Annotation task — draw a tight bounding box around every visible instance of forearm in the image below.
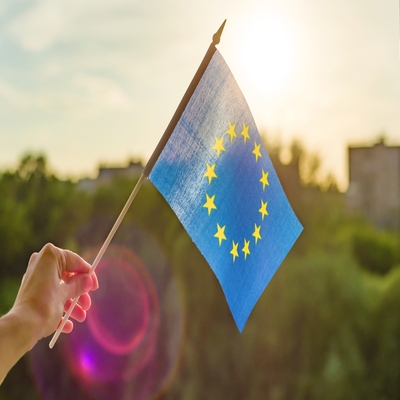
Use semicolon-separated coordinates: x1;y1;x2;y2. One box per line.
0;308;39;385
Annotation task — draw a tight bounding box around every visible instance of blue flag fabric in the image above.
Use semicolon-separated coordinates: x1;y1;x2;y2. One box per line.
149;50;303;332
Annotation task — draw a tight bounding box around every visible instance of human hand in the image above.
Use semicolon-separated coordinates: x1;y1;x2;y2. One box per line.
12;243;98;347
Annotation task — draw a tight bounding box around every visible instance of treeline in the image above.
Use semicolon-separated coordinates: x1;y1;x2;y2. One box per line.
1;147;400;399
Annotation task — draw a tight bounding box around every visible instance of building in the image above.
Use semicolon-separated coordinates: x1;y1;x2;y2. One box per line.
347;138;400;229
77;160;143;192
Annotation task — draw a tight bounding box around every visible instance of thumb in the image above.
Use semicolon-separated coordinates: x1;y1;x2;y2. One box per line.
63;274;93;301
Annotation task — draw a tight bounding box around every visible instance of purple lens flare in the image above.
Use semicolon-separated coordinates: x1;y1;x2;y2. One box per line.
31;226;184;400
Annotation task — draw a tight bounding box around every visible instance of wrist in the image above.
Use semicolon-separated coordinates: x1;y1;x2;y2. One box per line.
6;305;43;351
0;307;43;384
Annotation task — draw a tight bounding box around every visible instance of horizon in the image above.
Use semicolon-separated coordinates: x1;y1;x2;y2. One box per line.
3;132;397;192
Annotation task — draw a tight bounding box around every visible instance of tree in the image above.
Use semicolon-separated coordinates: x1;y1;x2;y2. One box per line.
352;228;399;275
0;153;90;277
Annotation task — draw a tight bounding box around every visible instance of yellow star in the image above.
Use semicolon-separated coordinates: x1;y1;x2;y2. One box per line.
225;122;237;142
203;194;217;216
252;224;262;244
212;136;226;157
259;200;269;221
230;241;239;262
214;223;226;246
242;239;250;260
204;163;217;184
260;169;269;190
240;123;250;143
252;141;262;162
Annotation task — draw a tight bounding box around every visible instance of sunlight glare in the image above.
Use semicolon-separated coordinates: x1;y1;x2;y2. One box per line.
232;11;300;101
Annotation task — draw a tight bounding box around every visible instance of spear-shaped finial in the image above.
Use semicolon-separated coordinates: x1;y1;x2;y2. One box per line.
212;20;226;45
140;21;227;179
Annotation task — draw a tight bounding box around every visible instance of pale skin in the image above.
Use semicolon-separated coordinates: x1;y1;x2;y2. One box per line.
0;243;98;385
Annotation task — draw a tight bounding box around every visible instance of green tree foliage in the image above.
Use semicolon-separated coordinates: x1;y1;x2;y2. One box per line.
352;228;400;275
0;153;90;277
1;149;400;400
0;154;92;400
371;268;400;398
263;136;347;256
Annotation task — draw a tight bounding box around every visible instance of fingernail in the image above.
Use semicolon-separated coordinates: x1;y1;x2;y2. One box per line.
83;276;92;292
93;275;99;290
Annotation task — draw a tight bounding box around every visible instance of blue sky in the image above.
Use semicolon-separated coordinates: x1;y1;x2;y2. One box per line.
0;0;399;189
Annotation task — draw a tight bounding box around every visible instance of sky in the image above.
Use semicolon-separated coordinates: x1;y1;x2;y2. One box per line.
0;0;399;190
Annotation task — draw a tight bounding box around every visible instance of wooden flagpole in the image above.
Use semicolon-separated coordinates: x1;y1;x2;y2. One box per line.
49;20;226;348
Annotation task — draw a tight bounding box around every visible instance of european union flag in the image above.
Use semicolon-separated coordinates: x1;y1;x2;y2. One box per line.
149;50;303;332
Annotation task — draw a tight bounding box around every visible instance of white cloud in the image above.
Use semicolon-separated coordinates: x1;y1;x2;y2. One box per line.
0;73;133;117
6;0;186;52
72;73;134;112
7;0;68;51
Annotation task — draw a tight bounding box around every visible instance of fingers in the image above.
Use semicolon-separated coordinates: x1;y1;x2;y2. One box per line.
65;292;91;312
60;284;94;335
28;251;39;266
61;249;92;275
90;272;99;291
64;299;87;323
63;279;94;324
37;243;91;277
61;319;73;334
19;243;100;340
60;260;98;332
62;272;98;304
77;292;92;311
31;243;99;290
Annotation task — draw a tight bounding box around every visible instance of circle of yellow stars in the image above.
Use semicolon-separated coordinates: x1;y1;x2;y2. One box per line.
202;121;270;263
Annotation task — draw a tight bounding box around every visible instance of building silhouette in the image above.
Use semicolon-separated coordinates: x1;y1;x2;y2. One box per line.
78;159;143;192
347;137;400;230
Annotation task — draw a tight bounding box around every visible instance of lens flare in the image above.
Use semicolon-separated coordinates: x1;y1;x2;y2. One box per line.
87;249;158;357
31;225;184;400
65;245;160;382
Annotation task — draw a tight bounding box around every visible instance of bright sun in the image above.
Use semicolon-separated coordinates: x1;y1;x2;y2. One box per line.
225;10;300;102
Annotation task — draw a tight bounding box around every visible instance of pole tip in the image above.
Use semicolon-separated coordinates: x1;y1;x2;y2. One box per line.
212;20;226;45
